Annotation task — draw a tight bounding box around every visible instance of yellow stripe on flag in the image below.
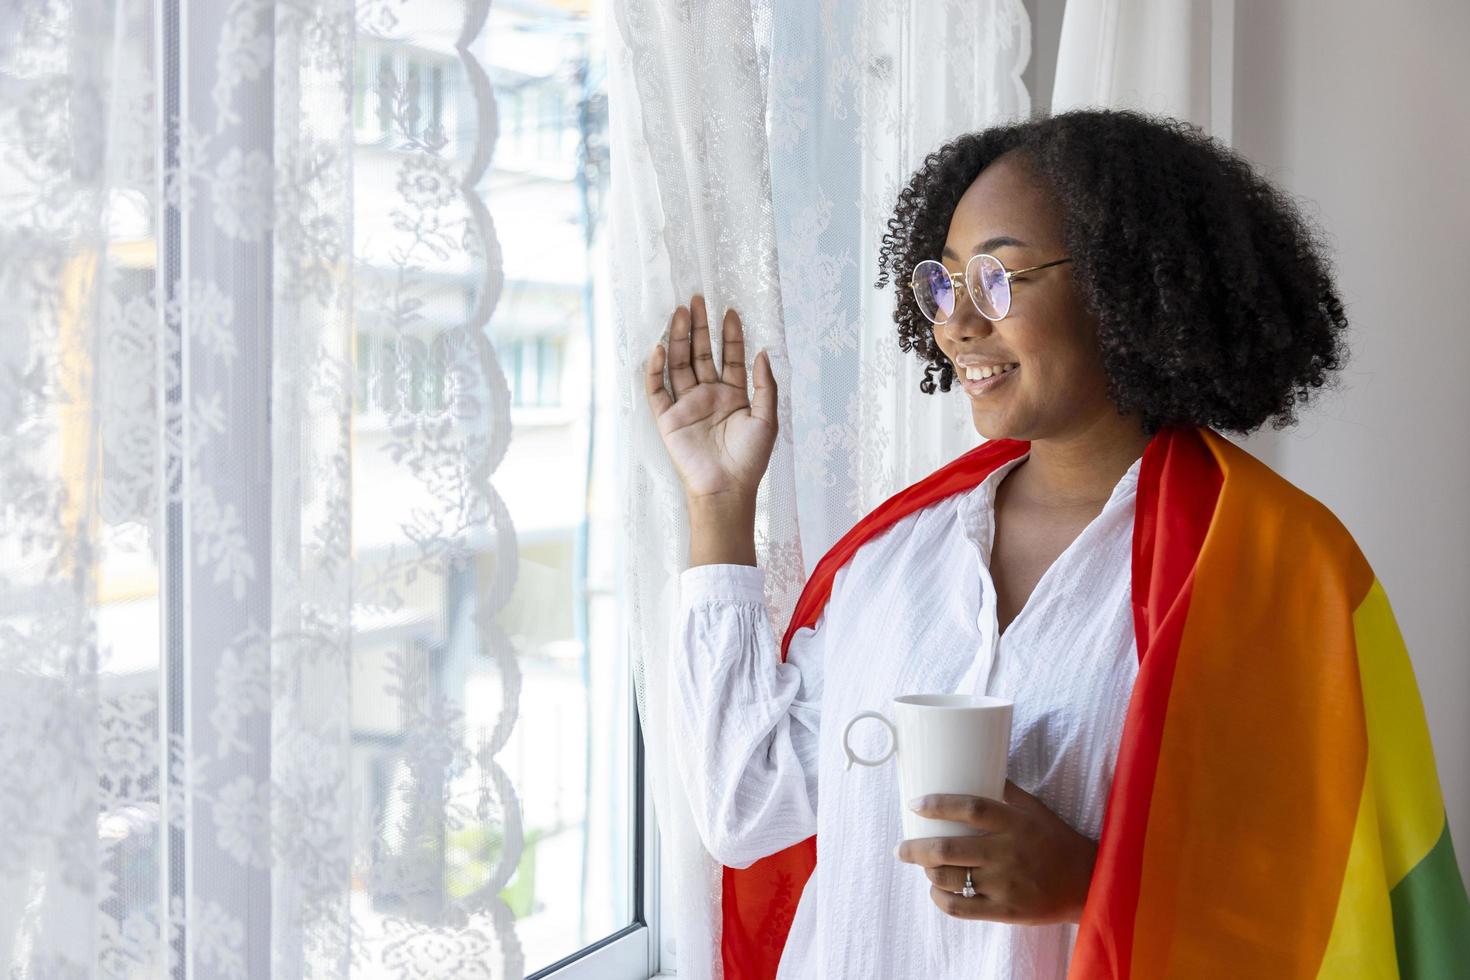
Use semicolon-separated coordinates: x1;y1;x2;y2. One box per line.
1316;760;1398;977
1352;579;1446;884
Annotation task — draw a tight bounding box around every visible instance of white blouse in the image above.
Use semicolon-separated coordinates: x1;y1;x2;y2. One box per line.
671;452;1144;979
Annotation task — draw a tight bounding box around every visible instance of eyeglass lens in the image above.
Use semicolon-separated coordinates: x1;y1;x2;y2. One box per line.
910;255;1012;324
911;260;955;323
970;254;1010;320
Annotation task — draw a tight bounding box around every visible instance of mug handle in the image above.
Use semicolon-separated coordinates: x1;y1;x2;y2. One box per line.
842;710;897;771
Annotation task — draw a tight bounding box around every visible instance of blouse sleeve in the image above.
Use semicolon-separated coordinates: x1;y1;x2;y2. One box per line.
670;562;824;869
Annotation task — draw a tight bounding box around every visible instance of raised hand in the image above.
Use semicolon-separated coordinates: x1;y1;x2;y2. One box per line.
644;294;778;505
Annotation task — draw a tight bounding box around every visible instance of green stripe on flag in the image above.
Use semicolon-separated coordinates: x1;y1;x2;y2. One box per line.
1390;819;1470;978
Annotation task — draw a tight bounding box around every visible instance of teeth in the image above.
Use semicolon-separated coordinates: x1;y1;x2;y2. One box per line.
964;363;1016;381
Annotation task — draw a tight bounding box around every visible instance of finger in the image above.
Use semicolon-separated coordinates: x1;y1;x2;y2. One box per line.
690;294;718;384
644;343;673;417
720;308;746;389
896;833;999;871
924;864;987;894
668;304;696;397
929;885;1018;924
909;794;1014;833
750;350;777;426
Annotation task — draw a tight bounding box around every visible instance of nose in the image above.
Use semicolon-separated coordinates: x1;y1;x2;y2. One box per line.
940;303;991;345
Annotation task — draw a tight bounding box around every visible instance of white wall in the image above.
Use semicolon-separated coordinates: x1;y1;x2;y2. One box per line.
1231;0;1470;889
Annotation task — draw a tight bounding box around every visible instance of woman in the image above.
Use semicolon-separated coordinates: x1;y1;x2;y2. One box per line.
643;109;1468;979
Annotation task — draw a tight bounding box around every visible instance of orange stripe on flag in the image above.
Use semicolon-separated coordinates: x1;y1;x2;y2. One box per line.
1129;432;1373;976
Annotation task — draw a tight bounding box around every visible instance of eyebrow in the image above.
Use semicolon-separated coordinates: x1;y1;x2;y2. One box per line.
942;235;1028;260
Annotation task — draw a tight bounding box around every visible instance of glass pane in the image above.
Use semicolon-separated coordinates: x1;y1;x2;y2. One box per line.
520;337;541;406
352;0;625;974
483;2;626;970
381;338;399;413
482;0;620;963
541;337;562;407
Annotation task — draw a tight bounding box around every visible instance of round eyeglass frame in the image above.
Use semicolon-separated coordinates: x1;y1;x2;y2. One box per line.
909;253;1073;324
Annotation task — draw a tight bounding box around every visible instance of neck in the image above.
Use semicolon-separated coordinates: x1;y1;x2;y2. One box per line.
1012;413;1154;508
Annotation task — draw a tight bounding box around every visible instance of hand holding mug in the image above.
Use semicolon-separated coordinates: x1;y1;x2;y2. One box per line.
896;781;1098;926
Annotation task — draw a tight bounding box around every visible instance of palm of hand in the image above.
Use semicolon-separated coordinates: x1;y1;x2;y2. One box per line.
656;381;773;498
645;295;778;502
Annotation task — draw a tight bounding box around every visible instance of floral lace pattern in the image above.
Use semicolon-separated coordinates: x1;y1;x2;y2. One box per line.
0;0;520;975
609;0;1029;975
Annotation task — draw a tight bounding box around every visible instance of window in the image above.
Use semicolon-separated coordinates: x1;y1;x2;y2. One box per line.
538;336;563;407
492;336;564;409
1;0;639;975
353;4;641;978
357;42;455;146
540;85;562;158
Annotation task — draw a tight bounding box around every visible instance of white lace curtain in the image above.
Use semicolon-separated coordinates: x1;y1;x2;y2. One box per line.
0;0;523;976
2;0;1213;972
608;0;1031;974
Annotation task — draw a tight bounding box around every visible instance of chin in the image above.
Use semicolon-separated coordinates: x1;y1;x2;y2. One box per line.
970;411;1016;442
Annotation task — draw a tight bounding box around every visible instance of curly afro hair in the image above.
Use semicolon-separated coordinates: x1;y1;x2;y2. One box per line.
875;108;1349;434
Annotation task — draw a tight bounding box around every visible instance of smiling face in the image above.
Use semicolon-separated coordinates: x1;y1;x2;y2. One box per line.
932;152;1118;442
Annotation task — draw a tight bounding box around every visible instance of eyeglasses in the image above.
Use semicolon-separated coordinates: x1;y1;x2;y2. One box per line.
909;253;1073;324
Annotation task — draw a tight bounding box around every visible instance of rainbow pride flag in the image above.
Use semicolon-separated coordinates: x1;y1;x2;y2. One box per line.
717;425;1470;978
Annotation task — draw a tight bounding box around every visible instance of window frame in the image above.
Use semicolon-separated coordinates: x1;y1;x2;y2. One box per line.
532;711;661;979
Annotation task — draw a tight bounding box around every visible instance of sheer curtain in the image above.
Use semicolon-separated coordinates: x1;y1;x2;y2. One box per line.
608;0;1030;974
0;0;523;976
1050;0;1225;133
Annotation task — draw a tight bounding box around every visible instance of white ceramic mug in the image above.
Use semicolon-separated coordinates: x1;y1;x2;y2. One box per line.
842;694;1014;840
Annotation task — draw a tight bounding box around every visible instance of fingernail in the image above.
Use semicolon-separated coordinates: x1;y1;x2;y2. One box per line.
907;797;924;812
892;844;902;860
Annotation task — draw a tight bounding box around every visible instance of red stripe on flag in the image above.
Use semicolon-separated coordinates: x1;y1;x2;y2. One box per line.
1068;426;1222;979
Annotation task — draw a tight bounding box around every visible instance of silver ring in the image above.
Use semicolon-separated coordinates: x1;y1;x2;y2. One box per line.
961;869;976;899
